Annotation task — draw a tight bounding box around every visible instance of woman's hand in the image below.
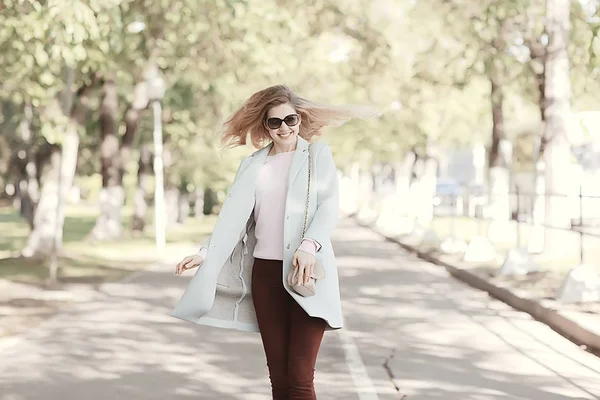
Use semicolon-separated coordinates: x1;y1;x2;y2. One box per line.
288;250;316;286
175;253;204;276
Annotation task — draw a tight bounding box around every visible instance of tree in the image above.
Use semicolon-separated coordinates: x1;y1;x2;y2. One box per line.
21;71;99;262
542;0;573;249
0;1;108;263
88;76;121;240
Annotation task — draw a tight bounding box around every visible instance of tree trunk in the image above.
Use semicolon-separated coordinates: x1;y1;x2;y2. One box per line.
526;32;549;252
528;35;548;156
192;186;204;219
6;102;39;228
90;80;147;240
116;80;147;223
21;144;61;257
177;186;190;224
417;156;438;226
16;102;40;229
409;152;438;226
349;162;360;211
21;74;97;258
165;186;179;227
543;0;572;250
162;141;180;227
359;170;374;211
487;74;511;220
395;151;416;217
370;169;380;211
21;124;80;258
89;77;123;241
203;187;217;215
120;80;148;178
131;144;153;234
408;156;423;220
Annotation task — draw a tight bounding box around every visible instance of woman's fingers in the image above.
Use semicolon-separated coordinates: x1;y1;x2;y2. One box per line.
295;265;303;285
175;256;194;276
291;252;302;285
304;263;314;285
175;254;206;277
296;262;314;285
182;257;194;270
175;259;183;275
290;250;317;286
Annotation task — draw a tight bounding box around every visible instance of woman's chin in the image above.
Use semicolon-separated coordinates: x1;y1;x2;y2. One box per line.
273;133;296;144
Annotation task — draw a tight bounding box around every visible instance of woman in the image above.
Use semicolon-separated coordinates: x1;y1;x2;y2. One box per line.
171;85;376;399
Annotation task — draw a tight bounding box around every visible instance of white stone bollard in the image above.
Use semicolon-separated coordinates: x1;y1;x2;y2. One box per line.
441;236;468;254
420;230;442;248
499;247;539;275
357;207;377;225
375;197;399;234
395;217;415;236
555;264;600;303
463;236;496;263
403;225;426;245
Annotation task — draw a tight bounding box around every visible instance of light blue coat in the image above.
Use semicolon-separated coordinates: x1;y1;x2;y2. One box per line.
170;136;343;332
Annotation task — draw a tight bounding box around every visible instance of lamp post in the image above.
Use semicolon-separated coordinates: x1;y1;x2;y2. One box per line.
145;64;166;253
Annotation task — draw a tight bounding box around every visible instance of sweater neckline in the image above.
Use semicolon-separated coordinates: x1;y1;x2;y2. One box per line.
266;150;295;158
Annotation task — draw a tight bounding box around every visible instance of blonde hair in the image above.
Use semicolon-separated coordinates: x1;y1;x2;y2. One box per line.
221;85;380;149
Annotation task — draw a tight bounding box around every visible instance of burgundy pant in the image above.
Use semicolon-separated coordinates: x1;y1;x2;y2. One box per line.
252;258;327;400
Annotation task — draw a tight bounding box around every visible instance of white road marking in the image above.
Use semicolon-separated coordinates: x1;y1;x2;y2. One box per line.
337;322;381;400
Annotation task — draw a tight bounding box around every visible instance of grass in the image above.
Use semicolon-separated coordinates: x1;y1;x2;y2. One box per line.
0;203;216;285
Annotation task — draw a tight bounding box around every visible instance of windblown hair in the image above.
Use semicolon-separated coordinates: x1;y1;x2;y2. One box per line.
221;85;380;149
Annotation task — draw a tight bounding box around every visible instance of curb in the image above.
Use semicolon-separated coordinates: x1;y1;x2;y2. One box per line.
357;219;600;358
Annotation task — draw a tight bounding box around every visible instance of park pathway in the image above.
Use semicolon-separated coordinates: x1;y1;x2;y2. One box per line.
0;219;599;399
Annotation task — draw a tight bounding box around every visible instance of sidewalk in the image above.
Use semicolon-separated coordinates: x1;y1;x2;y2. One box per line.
0;218;599;399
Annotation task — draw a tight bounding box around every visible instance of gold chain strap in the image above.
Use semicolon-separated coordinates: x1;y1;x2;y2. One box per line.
301;144;312;239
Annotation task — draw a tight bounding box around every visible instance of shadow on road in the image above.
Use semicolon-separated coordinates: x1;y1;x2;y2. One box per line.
0;218;599;400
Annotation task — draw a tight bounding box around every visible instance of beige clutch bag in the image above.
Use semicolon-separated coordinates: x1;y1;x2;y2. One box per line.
290;258;325;297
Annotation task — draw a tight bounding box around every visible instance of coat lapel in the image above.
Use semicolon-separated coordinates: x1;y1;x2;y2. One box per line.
287;136;309;194
238;142;273;183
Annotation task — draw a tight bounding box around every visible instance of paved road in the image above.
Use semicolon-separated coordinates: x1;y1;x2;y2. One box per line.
0;219;599;399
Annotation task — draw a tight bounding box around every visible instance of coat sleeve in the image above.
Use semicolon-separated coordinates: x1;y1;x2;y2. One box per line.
303;144;339;250
197;157;248;254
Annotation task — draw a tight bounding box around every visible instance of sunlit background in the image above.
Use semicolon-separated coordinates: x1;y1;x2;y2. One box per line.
1;0;600;399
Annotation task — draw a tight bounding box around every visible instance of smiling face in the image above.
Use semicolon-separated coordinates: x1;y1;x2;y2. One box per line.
265;103;301;151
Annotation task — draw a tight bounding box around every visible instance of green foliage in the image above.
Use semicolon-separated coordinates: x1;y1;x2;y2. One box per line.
2;0;600;192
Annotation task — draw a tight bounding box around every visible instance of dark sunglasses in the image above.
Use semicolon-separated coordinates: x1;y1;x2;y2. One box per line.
265;113;299;130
